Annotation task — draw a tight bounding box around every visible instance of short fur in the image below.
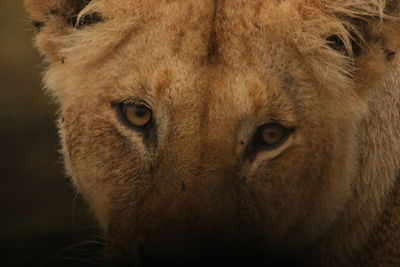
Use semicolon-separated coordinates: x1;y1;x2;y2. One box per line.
26;0;400;266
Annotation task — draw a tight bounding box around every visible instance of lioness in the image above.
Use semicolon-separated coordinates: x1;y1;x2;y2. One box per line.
26;0;400;266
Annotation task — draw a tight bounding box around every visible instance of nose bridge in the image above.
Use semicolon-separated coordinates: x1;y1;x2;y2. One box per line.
159;79;238;179
148;87;242;228
154;100;243;240
158;121;237;189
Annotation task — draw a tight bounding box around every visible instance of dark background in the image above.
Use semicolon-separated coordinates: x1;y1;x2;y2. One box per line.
1;1;101;266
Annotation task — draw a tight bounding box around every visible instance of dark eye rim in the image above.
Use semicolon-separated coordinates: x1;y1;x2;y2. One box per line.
249;122;296;153
112;102;154;131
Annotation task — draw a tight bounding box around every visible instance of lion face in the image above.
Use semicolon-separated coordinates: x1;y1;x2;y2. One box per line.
26;0;391;265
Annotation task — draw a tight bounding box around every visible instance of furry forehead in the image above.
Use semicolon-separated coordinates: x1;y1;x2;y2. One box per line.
26;0;387;83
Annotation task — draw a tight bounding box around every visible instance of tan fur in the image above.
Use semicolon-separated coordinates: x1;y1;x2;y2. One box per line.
26;0;400;266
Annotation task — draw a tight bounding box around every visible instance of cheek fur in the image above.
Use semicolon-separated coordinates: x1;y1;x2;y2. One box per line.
60;104;153;229
243;118;359;245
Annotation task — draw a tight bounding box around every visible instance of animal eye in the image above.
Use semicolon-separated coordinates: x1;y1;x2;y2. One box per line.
252;123;294;151
118;102;153;128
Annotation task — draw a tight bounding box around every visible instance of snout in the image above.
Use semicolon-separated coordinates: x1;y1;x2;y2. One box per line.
109;217;271;267
105;143;302;267
105;173;295;266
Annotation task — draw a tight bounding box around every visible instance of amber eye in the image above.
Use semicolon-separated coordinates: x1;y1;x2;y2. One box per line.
261;124;286;145
120;103;152;128
252;122;294;151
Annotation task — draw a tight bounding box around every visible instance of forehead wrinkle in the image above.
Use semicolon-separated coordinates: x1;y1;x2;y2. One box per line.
206;0;221;64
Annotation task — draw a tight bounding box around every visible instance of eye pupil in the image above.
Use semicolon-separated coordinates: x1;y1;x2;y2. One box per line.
135;107;147;117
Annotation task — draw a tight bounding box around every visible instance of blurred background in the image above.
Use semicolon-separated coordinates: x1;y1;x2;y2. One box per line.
0;1;101;266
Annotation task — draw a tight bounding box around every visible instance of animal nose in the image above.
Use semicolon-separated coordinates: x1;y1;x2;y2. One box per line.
128;219;267;267
133;220;220;266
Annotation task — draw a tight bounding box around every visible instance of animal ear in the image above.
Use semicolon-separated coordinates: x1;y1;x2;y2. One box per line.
321;1;384;58
25;0;103;62
325;30;364;58
319;0;400;95
323;0;400;58
383;0;400;56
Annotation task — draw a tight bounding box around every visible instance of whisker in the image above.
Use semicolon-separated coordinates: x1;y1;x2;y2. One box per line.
44;238;106;267
47;240;104;258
